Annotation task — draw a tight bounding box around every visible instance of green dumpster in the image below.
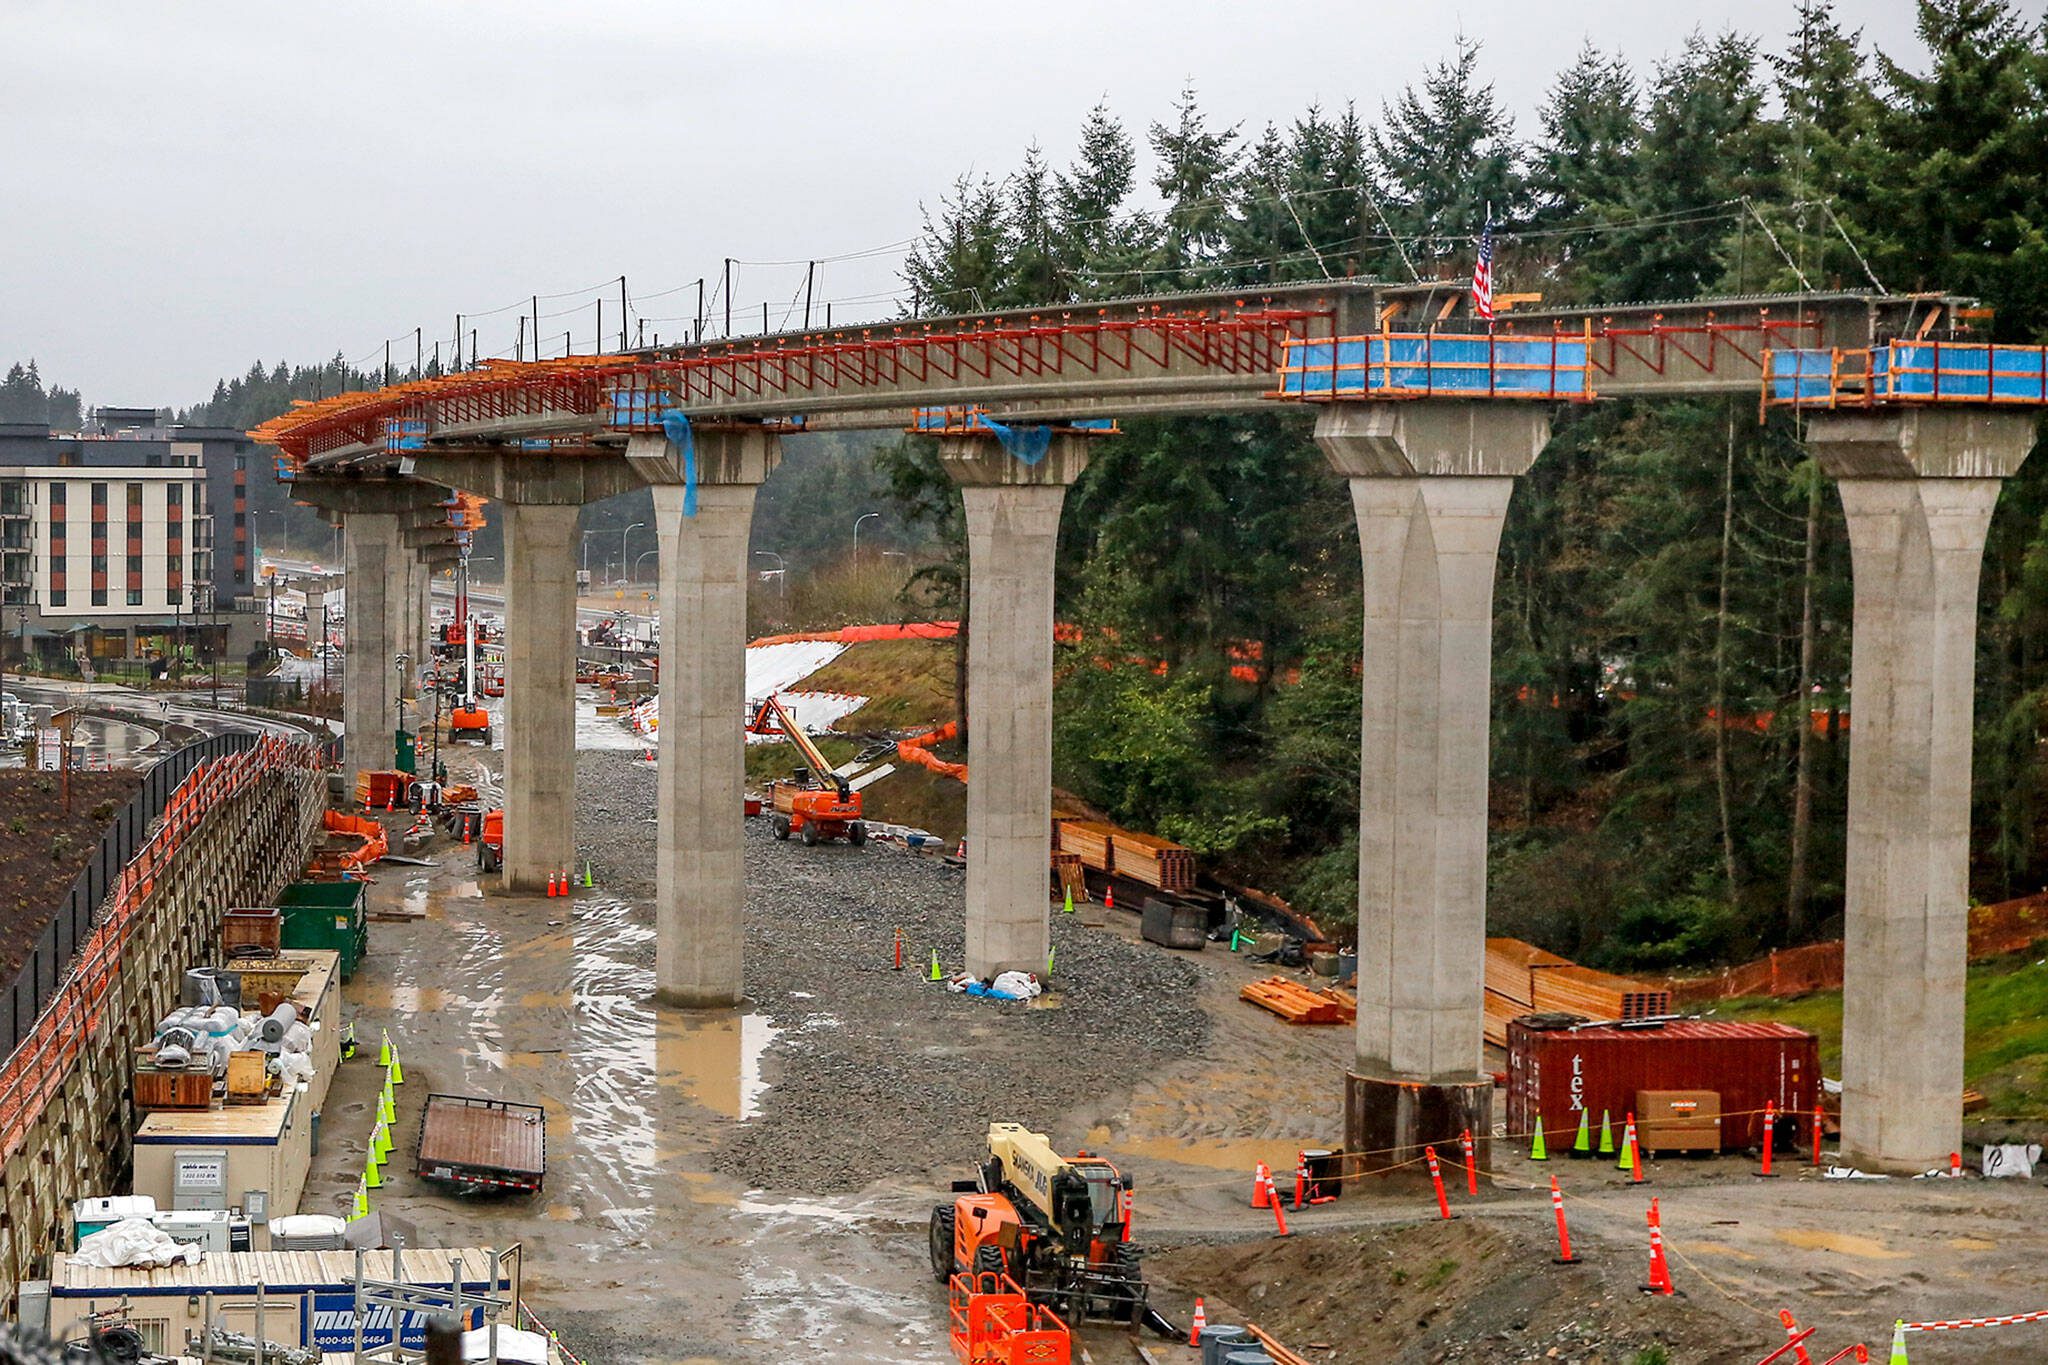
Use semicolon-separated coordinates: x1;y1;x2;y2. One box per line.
277;880;369;981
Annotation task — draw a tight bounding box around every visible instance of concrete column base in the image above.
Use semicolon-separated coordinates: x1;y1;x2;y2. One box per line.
1343;1071;1493;1177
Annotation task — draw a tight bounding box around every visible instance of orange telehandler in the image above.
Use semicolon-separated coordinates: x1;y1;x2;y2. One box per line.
757;695;865;846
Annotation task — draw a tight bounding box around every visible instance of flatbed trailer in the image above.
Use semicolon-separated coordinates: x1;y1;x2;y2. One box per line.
416;1092;545;1194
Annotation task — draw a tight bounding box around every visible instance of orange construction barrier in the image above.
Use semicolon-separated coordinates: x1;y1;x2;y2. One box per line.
898;721;969;783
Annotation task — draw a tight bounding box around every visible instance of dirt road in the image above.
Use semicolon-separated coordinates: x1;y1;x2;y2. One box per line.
299;729;2048;1364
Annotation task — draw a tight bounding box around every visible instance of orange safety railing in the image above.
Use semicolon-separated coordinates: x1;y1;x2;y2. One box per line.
1762;341;2048;411
947;1272;1071;1365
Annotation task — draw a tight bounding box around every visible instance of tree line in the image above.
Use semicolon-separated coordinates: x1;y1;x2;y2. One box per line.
884;0;2048;968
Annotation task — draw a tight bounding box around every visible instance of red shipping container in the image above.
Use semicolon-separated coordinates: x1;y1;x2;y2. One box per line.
1506;1018;1819;1153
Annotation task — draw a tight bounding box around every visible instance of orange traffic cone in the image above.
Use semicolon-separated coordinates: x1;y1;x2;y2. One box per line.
461;821;471;845
1188;1297;1206;1347
1642;1198;1675;1296
1251;1162;1271;1209
560;867;572;895
1105;886;1115;911
545;869;558;898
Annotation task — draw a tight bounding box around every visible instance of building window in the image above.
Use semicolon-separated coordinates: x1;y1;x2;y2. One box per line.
127;588;143;606
91;553;106;575
167;484;182;507
91;482;106;506
91;587;106;606
50;588;65;607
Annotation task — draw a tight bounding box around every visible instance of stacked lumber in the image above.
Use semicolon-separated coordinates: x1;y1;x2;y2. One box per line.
1054;821;1117;873
1484;937;1670;1045
1109;830;1196;892
1241;976;1356;1026
1532;964;1671;1022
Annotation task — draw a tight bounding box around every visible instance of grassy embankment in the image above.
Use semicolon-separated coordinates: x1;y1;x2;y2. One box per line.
800;638;956;733
1719;953;2048;1125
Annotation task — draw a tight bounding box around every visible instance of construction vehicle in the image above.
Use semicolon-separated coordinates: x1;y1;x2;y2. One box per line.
475;808;503;872
929;1122;1169;1335
446;603;492;743
759;694;865;846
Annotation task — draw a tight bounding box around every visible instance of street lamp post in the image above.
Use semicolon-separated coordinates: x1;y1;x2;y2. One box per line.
853;512;880;556
619;522;645;584
632;549;657;584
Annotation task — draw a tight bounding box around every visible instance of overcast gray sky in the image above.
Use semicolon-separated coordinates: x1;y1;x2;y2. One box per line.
3;0;1925;407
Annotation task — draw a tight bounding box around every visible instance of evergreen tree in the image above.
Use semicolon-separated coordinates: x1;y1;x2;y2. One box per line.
1871;0;2048;334
1002;144;1063;308
1371;37;1525;278
1148;87;1239;288
1525;43;1641;297
902;174;1008;316
1055;102;1148;297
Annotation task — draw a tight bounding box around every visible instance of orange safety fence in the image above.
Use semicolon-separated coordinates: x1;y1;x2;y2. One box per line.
898;721;968;783
1657;894;2048;1004
320;809;390;875
748;621;960;649
0;736;321;1163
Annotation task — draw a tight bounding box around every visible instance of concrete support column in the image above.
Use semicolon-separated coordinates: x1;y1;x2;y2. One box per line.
639;429;778;1007
940;435;1093;979
500;502;581;893
396;551;423;700
1315;402;1549;1168
1810;409;2036;1171
340;511;403;774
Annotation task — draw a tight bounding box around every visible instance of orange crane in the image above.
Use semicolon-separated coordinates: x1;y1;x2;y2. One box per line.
758;695;865;846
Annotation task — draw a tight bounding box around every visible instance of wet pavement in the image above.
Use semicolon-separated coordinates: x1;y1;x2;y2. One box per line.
304;835;951;1365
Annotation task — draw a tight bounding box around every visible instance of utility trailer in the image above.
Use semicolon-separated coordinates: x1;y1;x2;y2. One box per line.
416;1093;545;1195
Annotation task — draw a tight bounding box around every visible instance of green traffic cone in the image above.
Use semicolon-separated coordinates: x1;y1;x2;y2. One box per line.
1597;1110;1615;1157
1529;1117;1548;1161
929;949;942;982
365;1156;382;1189
378;1030;392;1067
583;860;594;888
1062;886;1074;915
1888;1321;1909;1365
1046;947;1055;979
1571;1109;1591;1158
352;1181;369;1219
1617;1120;1635;1172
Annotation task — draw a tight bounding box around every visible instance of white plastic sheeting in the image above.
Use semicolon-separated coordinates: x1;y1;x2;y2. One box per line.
70;1218;201;1269
621;639;861;740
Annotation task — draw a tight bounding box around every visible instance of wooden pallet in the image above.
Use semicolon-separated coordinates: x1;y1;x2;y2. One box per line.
1241;976;1356;1026
1054;820;1116;872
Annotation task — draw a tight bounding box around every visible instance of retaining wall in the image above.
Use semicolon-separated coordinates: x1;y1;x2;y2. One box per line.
0;735;325;1311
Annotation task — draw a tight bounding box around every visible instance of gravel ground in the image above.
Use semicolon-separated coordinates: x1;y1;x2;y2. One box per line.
572;749;1210;1193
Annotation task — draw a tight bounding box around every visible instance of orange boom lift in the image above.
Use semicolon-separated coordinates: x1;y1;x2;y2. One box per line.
758;695;865;846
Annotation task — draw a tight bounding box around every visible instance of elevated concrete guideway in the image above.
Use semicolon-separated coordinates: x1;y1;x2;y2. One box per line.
269;286;1956;468
258;281;2039;1176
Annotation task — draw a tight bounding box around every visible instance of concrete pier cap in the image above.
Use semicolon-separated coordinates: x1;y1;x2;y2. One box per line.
938;430;1095;980
1807;406;2038;1173
631;427;782;1010
1315;401;1553;1171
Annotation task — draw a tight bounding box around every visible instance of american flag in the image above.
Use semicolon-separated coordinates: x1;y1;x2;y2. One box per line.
1471;220;1495;322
